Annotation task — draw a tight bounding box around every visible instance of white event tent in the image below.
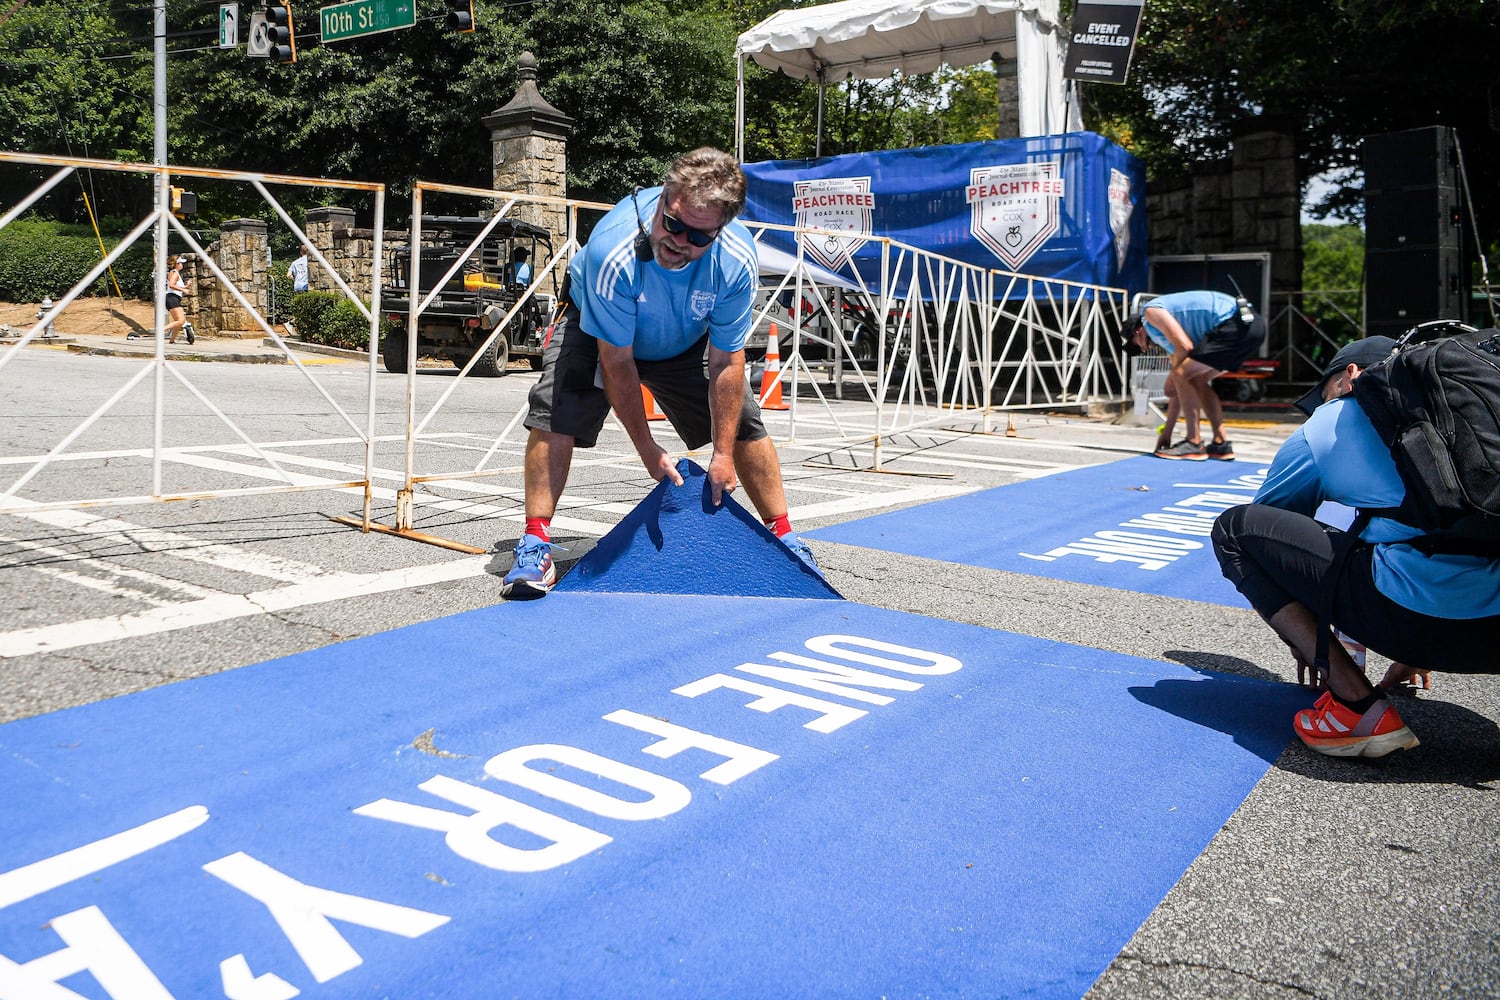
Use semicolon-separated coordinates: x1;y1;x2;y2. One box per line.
734;0;1083;160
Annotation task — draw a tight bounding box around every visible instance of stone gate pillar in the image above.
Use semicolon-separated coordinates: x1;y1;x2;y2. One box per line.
306;206;356;292
211;218;269;337
483;51;574;255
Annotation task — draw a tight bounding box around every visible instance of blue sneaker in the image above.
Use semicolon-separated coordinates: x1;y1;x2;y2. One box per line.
780;532;824;578
500;533;560;599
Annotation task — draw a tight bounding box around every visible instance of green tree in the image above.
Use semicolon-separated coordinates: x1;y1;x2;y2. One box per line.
527;0;739;201
0;1;154;221
1300;223;1364;346
1302;224;1364;292
1081;0;1500;251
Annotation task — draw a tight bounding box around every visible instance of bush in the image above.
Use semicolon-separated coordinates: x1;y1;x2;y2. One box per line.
317;298;376;351
0;218;171;302
285;290;381;351
287;290;338;338
267;270;294;324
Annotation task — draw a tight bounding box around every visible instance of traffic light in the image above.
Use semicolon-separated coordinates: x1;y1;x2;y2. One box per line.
446;0;474;32
266;2;296;62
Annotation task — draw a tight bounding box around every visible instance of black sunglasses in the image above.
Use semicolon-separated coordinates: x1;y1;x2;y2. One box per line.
631;187;722;250
660;210;720;248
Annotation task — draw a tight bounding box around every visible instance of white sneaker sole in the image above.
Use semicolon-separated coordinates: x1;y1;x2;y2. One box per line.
1301;727;1420;758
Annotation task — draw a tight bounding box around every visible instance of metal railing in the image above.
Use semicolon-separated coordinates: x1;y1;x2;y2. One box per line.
0;150;386;520
2;152;1132;531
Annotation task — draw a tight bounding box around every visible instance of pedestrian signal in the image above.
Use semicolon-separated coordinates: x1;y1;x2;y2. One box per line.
169;187;198;219
267;3;296;62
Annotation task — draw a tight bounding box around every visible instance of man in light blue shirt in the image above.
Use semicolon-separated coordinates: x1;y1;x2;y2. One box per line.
501;148;817;598
1121;290;1265;460
1212;337;1500;758
286;248;310;293
509;247;532;287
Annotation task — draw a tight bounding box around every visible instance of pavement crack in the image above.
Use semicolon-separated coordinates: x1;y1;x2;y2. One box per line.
1112;952;1328;998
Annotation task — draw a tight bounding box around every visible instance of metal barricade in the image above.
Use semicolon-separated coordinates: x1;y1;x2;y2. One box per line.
0;151;386;519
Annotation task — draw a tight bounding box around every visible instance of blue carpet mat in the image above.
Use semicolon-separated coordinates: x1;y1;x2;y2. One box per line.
808;455;1267;607
0;463;1306;998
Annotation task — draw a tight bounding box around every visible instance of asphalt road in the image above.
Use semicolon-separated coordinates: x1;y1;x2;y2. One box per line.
1;345;1496;999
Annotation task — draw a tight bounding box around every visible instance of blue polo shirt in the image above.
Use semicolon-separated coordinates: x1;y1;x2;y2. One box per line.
569;187;758;361
1256;397;1500;619
1141;290;1237;353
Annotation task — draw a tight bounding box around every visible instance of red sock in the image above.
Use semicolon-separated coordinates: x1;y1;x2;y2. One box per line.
524;517;551;542
763;513;791;538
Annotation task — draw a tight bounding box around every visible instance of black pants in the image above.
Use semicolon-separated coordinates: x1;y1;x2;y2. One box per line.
1212;504;1500;673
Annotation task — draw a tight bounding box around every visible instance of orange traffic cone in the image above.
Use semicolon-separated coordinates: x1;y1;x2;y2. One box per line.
759;322;790;410
641;384;666;421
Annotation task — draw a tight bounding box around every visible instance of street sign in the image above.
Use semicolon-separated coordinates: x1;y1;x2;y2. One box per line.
246;9;270;57
219;3;239;48
320;0;416;43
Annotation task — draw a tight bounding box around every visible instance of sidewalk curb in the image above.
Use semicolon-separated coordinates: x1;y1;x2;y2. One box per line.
66;344;289;364
263;339;370;362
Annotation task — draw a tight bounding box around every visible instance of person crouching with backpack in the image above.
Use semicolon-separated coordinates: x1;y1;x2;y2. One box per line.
1210;335;1500;758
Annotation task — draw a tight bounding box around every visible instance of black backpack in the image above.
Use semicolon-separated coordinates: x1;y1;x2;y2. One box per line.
1350;320;1500;552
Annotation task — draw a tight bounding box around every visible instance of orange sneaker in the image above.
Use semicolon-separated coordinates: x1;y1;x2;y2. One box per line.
1294;691;1419;758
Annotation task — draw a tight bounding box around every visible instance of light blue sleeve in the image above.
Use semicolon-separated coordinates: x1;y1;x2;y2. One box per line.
706;225;758;353
572;226;641;350
1254;429;1324;515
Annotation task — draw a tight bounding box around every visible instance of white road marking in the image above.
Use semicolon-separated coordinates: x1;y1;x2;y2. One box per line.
0;556;494;658
0;428;1027;656
0;532;223;603
14;504;346;583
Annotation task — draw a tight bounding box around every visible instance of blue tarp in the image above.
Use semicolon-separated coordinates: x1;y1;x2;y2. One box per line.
743;131;1148;298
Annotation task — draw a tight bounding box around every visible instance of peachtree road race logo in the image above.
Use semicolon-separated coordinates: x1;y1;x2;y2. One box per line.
791;177;873;271
967;162;1065;269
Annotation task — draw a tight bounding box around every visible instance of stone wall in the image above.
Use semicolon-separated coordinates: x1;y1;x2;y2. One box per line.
491;132;570;252
304;206;393;298
1145;127;1301;293
995;76;1021;142
185;219;268;337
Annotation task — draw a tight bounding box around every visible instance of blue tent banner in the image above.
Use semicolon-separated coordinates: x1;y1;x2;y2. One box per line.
743;131;1148;296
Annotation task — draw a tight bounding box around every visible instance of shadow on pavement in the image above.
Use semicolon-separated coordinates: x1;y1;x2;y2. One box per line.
1128;671;1310;764
1163;647;1283;683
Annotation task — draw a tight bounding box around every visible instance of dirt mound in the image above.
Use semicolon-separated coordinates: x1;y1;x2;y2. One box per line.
0;298;157;339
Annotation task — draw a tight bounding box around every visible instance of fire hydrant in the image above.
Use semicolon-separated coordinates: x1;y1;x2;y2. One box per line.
36;296;56;339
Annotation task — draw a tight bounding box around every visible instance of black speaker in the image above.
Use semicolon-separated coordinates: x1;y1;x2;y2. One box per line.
1364;246;1468;337
1363;126;1459;194
1363;126;1469;330
1364;184;1462;251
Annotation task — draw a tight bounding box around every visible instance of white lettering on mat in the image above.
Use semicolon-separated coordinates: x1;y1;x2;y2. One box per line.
1020;471;1267;570
1;633;962;995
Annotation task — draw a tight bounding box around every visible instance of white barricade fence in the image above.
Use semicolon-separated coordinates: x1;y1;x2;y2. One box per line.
1129;352;1172;420
0;151;386;521
1;156;1132;536
368;181;594;540
740;219;1131;469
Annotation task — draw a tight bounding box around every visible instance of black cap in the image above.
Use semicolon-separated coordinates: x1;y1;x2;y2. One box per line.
1119;310;1145;356
1292;336;1398;416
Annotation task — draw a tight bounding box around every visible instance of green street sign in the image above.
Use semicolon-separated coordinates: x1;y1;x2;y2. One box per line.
320;0;415;42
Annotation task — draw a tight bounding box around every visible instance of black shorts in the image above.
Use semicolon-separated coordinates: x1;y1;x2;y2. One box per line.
166;293;183;310
1192;313;1265;373
1212;503;1500;673
522;307;768;450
